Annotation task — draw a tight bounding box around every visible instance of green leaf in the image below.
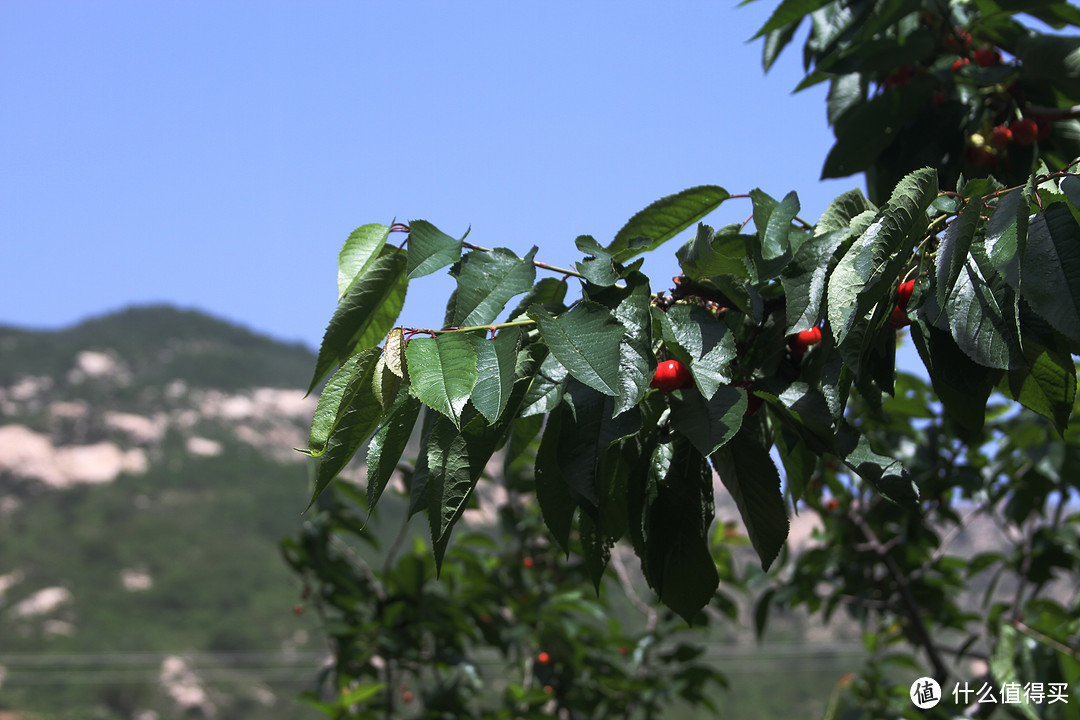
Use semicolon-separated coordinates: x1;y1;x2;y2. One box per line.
816;188;876;235
1022;204;1080;345
782;229;845;334
985;180;1034;291
450;247;537;327
945;250;1020;370
518;352;568;417
711;429;789;571
304;352;365;457
308;249;408;394
405;332;479;428
535;401;575;553
1015;33;1080;93
426;413;478;571
307;347;384;511
584;270;655;416
578;511;611;593
675;223;752;280
407;407;437;516
669;385;744;457
339;682;387;706
503;413;542;479
910;321;998;440
527;302;625;397
990;622;1042;720
752;0;831;39
337;224;390;298
406;220;463;280
1000;338;1077;434
425;344;546;570
624;398;664;560
575;235;619;287
507;277;568;322
774;422;817;503
654;304;736;399
828;167;937;346
759;190;800;261
371;347;402;413
364;388;422;512
557;379;641;511
826;73;863;126
644;437;719;624
821;76;937;179
608;186;730;262
762;20;801;71
746;189;798;282
935;195;983;311
843;433;918;507
761;381;837;454
468;328;520;424
1062;174;1080;209
595;440;631;544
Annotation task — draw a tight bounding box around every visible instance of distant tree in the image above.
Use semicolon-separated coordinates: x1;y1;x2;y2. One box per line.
287;1;1080;717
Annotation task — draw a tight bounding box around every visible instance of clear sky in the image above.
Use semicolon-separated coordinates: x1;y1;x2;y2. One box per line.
2;2;862;352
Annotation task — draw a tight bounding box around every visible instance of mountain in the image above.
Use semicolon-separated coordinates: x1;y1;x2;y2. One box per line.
0;306;326;720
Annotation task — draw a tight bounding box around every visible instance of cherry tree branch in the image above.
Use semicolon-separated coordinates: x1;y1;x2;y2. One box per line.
462;240;584;278
848;509;950;684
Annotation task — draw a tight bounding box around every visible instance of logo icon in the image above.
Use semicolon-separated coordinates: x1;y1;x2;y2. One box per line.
911;677;942;709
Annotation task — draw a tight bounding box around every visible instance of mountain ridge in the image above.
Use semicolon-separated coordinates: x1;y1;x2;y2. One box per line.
0;303;324;720
0;304;316;392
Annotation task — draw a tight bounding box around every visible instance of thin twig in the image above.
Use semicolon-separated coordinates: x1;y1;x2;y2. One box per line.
382;508;412;579
849;510;950;684
610;550;658;631
462;240;584;278
1013;620;1080;661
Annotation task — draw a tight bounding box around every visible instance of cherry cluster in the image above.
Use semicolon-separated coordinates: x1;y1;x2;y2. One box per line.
880;17;1051;175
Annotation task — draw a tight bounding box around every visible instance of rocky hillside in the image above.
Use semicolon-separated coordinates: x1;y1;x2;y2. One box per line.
0;306;326;720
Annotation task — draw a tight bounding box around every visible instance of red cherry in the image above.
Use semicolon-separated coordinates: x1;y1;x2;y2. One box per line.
824;499;840;512
522;556;535;569
951;57;970;72
990;125;1012;149
897;279;916;310
292;604;304;615
965;144;995;167
944;28;972;51
888;305;911;329
1011;118;1039;146
650;359;692;392
402;690;414;704
974;46;1000;67
790;326;823;355
735;380;762;416
537;651;551;665
884;66;911;88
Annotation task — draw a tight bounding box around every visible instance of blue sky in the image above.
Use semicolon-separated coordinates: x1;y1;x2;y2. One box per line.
2;2;861;352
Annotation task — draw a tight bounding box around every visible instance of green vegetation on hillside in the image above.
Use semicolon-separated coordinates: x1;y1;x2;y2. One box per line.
0;305;315;391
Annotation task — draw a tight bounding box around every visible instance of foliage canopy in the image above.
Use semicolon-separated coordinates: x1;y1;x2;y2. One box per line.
288;1;1080;717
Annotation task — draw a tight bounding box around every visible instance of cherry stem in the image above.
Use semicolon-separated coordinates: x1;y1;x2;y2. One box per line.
1025;103;1080;121
462;241;584;279
402;317;538;338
